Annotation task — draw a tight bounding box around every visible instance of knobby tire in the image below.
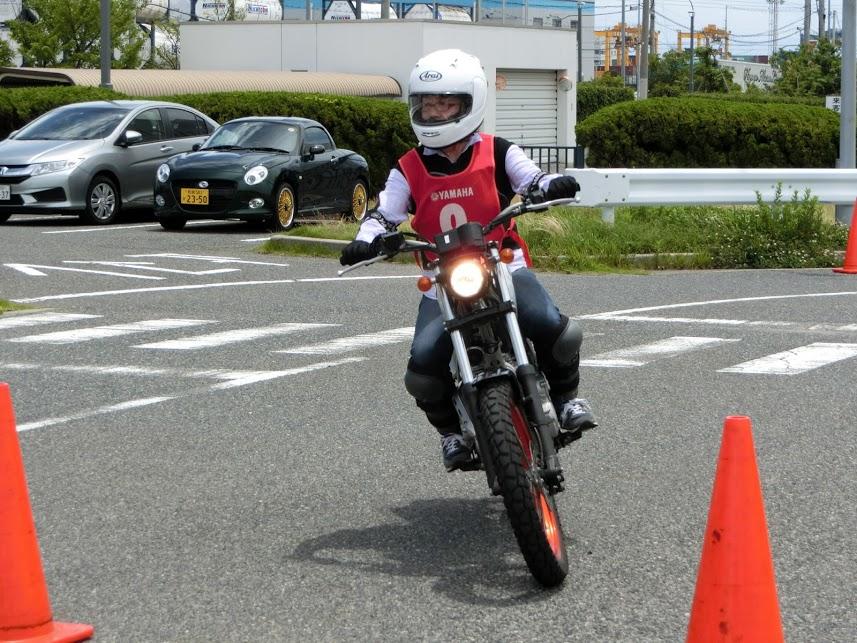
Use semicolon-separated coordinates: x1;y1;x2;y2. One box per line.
478;380;569;587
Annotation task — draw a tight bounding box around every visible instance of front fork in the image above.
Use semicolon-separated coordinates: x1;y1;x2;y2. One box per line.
439;259;565;493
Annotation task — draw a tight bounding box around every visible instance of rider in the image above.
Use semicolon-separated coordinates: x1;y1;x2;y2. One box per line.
340;49;597;471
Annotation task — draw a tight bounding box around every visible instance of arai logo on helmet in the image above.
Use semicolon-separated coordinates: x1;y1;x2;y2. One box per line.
419;70;443;82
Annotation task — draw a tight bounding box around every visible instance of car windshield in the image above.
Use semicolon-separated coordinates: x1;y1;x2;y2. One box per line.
203;121;298;153
14;105;131;141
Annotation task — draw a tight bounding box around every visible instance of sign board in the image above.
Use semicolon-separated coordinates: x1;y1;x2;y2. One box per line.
826;95;842;113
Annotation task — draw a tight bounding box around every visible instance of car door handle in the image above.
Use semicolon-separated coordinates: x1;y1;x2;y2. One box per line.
160;146;174;152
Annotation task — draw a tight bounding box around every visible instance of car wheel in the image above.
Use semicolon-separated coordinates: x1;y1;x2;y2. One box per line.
0;213;11;223
159;217;187;231
269;183;296;232
345;179;368;222
81;175;120;225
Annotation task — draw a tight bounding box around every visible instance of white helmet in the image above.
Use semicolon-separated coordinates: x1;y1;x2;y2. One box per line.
407;49;488;149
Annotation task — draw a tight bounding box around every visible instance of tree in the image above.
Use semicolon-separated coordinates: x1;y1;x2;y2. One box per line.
141;18;180;70
0;37;14;66
770;40;841;97
8;0;146;69
648;47;739;96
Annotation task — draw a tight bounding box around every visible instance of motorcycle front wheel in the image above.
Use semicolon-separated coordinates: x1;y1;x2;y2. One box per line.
478;379;569;587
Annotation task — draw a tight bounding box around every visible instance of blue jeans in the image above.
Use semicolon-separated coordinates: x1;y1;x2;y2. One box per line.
406;268;580;430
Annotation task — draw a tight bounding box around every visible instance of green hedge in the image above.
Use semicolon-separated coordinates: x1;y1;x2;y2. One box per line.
576;82;635;122
576;96;839;167
0;86;413;195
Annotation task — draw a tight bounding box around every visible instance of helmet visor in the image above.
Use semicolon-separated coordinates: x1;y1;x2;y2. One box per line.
409;93;473;127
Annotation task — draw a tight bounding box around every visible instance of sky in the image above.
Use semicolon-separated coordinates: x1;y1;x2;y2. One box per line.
593;0;844;57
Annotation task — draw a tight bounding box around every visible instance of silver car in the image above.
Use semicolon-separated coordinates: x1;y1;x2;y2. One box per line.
0;100;218;225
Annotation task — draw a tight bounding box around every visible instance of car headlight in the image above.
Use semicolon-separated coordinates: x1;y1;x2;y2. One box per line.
447;259;487;299
244;165;268;185
28;159;83;176
156;163;171;183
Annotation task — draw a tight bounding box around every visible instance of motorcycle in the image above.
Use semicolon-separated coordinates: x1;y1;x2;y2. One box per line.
339;192;578;587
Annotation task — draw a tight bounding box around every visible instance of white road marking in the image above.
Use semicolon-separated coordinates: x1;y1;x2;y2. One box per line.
17;396;176;432
10;275;418;303
42;224;161;233
127;253;290;267
135;322;338;350
5;263;165;279
275;327;415;355
718;343;857;375
63;261;240;276
8;319;214;344
12;357;367;432
0;312;100;329
582;313;857;332
582;336;740;368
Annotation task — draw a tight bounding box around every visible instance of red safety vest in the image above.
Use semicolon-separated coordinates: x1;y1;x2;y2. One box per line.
398;134;531;265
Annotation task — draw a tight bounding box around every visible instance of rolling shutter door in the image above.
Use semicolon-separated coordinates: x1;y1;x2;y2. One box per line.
494;69;558;147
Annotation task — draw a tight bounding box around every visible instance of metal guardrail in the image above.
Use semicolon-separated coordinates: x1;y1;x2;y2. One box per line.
519;145;585;174
563;168;857;223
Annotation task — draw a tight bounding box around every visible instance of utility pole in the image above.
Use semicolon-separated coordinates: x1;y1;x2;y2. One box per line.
639;0;650;98
817;0;826;40
99;0;111;89
621;0;626;85
688;1;694;92
577;2;583;83
804;0;811;44
837;0;856;224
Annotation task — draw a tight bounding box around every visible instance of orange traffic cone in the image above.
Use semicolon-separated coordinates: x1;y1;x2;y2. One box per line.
686;416;784;643
0;382;94;643
833;199;857;274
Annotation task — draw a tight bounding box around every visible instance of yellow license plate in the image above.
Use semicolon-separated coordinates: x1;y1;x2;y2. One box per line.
180;187;209;205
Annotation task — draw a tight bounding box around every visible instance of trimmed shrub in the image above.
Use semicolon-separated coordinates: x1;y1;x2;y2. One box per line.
0;86;127;138
576;82;635;122
576;96;839;168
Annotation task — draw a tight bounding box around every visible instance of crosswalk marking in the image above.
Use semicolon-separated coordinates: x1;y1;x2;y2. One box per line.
275;327;415;355
7;319;214;345
0;312;100;330
134;322;337;350
718;343;857;375
582;336;741;368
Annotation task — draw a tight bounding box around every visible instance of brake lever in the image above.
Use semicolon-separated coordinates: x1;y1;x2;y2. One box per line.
337;253;392;276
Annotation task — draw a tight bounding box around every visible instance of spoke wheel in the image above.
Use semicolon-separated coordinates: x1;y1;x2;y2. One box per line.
347;180;368;222
269;183;296;232
81;175;119;225
479;380;569;587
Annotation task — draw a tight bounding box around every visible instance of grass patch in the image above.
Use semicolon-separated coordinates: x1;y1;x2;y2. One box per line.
259;190;848;272
0;300;29;314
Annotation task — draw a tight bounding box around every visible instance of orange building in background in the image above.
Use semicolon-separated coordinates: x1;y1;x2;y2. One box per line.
594;23;659;83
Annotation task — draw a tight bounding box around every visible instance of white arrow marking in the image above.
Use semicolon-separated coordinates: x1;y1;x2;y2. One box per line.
62;261;240;275
4;263;165;280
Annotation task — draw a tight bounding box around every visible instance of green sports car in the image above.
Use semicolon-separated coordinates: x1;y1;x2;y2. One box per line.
153;116;370;231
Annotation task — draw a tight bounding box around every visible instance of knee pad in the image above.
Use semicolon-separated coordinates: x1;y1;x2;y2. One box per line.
551;319;582;364
404;368;450;404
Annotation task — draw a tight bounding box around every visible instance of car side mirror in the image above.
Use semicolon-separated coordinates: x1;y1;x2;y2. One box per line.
303;144;325;159
119;130;143;147
192;143;201;151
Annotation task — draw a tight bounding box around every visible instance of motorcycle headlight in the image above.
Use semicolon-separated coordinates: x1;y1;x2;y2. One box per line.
29;159;83;176
156;163;170;183
448;259;487;299
244;165;268;185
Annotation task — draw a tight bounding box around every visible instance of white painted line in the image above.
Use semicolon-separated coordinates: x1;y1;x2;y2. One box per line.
242;236;272;242
8;319;214;344
5;263;165;280
41;224;161;233
10;275;417;303
135;322;338;350
0;312;101;330
718;343;857;375
17;396;176;432
127;253;290;267
583;313;752;326
275;327;415;355
209;357;367;389
582;336;740;368
63;261;240;276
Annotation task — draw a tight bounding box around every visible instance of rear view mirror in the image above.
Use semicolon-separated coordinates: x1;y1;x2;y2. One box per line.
310;144;325;155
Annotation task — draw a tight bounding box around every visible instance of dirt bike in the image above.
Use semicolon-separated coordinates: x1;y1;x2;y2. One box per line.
338;193;578;587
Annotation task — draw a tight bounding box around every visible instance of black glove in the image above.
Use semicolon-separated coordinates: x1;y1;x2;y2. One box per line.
544;176;581;200
339;237;382;266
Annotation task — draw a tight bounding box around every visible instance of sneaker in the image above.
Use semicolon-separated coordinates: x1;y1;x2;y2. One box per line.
557;397;598;434
440;433;471;472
